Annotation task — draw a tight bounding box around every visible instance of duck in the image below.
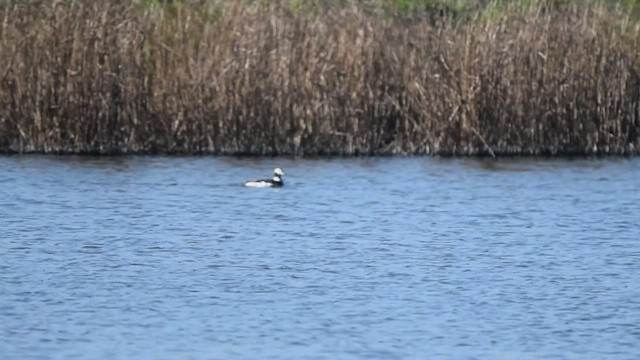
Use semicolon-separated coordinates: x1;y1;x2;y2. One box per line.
244;168;284;187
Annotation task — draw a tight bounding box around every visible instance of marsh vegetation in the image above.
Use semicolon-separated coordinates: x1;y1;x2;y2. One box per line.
0;0;639;155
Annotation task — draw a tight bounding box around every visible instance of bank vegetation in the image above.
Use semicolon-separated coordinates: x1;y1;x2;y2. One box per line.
0;0;639;156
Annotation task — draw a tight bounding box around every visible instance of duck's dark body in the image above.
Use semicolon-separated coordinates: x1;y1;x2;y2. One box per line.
244;178;283;188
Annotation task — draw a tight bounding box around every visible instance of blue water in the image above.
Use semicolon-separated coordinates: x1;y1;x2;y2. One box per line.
1;156;639;359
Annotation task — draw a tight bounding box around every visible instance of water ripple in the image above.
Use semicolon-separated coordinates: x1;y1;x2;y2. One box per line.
0;157;639;359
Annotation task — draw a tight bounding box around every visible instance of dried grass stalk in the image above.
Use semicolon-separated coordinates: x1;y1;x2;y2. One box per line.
0;1;638;156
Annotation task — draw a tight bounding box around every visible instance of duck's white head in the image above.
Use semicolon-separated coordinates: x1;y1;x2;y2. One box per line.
273;168;284;176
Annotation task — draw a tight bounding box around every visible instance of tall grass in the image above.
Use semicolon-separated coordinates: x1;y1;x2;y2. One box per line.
0;0;638;155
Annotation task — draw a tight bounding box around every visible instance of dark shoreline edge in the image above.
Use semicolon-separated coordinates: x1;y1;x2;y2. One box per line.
0;145;637;157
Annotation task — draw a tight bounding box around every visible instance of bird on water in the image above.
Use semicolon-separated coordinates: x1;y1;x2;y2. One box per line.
244;168;284;188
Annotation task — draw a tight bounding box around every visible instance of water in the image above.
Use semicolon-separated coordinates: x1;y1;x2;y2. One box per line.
1;156;639;360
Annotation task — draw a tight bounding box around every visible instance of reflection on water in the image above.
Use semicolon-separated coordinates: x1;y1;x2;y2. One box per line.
1;156;639;360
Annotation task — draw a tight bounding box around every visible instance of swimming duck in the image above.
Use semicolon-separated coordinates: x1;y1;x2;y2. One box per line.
244;168;284;187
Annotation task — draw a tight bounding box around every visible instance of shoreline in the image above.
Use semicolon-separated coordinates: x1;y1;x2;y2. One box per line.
0;145;637;157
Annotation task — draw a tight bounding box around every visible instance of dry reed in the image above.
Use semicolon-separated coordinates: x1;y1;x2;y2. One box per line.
0;1;639;156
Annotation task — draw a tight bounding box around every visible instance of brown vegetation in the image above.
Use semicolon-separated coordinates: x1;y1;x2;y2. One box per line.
0;1;639;156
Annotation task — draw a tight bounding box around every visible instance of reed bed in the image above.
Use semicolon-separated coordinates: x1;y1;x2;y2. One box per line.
0;0;639;156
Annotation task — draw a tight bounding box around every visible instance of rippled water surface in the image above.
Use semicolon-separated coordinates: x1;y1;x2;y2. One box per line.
1;156;639;359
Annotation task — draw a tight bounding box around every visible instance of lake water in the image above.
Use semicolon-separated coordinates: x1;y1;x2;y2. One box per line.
1;156;639;360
